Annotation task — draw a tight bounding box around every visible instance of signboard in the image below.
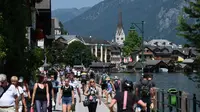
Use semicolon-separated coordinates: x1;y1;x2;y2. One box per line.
35;0;50;9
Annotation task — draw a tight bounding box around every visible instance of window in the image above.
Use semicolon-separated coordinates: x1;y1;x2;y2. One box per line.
117;38;119;40
121;38;123;40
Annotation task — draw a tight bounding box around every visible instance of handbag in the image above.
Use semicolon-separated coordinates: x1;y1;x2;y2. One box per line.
52;100;56;106
83;97;90;107
30;107;34;112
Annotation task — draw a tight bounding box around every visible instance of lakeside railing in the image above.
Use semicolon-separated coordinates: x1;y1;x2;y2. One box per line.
154;89;200;112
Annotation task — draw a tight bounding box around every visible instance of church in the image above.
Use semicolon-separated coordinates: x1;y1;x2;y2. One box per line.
115;8;125;45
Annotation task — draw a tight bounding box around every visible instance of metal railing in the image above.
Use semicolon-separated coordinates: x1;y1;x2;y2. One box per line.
154;89;200;112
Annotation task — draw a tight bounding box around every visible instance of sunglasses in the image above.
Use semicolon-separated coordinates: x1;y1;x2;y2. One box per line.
90;81;95;83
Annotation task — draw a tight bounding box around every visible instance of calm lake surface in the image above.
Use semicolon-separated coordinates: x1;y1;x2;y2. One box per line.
111;73;200;99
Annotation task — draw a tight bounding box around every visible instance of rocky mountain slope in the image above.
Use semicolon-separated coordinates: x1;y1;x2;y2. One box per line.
63;0;187;44
52;7;90;23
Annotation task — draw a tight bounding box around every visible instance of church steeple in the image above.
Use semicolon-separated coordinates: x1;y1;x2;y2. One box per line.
117;8;123;29
115;6;125;45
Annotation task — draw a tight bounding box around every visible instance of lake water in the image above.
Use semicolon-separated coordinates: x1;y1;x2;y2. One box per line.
110;72;200;99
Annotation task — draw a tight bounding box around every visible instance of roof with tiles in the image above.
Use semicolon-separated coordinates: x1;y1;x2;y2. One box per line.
77;36;110;45
54;35;81;44
144;45;200;56
144;60;163;66
146;39;178;48
182;58;194;63
55;35;79;41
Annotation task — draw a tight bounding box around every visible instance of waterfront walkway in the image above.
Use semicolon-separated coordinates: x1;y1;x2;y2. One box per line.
53;77;113;112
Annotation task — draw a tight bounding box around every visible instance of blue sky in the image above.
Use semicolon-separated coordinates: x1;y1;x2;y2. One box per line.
51;0;103;10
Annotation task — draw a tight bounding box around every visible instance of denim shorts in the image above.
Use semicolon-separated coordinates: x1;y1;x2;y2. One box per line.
107;89;112;94
62;97;72;105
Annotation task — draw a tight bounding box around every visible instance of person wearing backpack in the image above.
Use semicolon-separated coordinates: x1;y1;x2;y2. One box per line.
99;72;108;98
105;77;115;104
135;74;154;112
113;76;121;93
109;80;147;112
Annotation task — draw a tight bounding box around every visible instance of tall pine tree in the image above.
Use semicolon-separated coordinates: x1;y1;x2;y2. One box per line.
177;0;200;48
122;25;142;56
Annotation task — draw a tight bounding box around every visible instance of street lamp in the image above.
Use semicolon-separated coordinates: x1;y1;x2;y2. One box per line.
131;21;145;73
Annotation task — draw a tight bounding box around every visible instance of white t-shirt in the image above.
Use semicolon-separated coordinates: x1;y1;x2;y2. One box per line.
0;84;18;106
16;86;23;106
60;71;64;76
77;71;81;76
73;70;77;76
22;85;28;98
69;80;79;97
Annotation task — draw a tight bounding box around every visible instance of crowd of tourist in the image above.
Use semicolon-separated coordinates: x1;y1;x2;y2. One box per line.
0;65;155;112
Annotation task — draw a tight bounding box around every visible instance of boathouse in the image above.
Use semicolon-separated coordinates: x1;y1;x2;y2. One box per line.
143;60;168;73
89;62;112;73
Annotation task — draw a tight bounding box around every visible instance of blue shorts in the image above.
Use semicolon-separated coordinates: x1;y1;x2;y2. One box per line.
107;89;112;94
62;97;72;105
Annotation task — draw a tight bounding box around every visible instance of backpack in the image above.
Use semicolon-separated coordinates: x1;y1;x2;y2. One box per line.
114;80;120;90
82;75;87;80
140;81;150;97
102;74;108;83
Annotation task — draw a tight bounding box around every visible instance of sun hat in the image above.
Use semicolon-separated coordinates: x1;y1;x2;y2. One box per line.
106;77;111;81
114;76;119;80
18;76;24;82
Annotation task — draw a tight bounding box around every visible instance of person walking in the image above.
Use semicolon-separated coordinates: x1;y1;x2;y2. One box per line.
59;78;74;112
113;76;121;93
109;80;147;112
99;72;108;98
11;76;27;112
18;77;31;112
105;77;115;104
84;79;101;112
69;73;81;112
51;74;59;110
0;74;18;112
31;74;50;112
45;75;54;112
135;74;154;112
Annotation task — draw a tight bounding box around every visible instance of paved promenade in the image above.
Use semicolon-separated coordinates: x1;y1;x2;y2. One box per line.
53;77;114;112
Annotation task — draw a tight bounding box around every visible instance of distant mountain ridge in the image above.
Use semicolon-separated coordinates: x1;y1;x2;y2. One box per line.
52;7;91;23
63;0;187;44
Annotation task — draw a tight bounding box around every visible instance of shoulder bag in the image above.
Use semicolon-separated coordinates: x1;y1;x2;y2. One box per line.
0;84;11;98
83;97;90;107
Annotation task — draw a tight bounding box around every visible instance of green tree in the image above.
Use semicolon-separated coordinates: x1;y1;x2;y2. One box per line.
0;36;6;59
183;44;191;48
0;14;6;59
25;47;44;74
59;21;68;35
64;41;94;67
177;0;200;49
0;0;31;77
122;28;142;56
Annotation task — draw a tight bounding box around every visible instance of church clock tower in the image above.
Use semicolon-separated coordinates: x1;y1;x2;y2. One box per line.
115;8;125;45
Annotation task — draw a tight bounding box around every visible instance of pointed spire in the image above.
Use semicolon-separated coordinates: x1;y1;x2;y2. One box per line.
117;8;123;28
